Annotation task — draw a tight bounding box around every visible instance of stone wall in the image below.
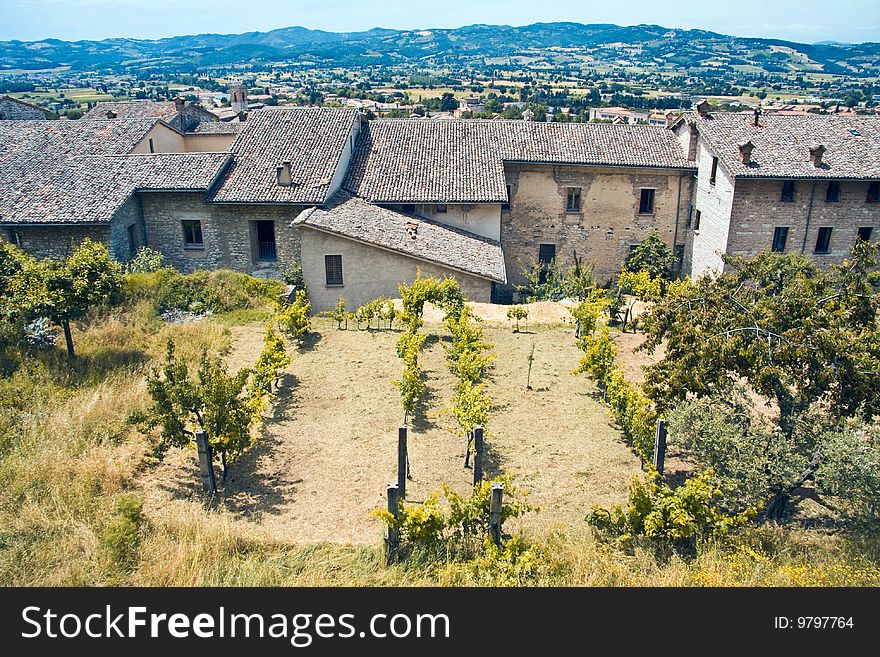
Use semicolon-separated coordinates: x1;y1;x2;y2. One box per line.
4;224;111;259
297;226;493;311
726;178;880;266
683;139;736;277
411;203;501;240
139;192;303;274
501;162;688;287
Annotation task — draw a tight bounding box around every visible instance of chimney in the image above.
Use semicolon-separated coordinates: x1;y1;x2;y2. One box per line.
664;110;677;128
737;140;754;165
276;161;293;186
809;143;826;167
753;107;761;127
174;97;185;112
105;110;117;119
237;110;248;122
696;100;711;117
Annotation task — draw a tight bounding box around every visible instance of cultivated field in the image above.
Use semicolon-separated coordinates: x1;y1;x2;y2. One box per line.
142;305;646;545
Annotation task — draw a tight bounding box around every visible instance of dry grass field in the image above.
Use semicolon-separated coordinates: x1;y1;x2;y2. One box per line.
141;306;644;546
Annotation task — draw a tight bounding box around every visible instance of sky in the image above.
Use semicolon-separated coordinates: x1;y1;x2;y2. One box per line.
1;0;879;44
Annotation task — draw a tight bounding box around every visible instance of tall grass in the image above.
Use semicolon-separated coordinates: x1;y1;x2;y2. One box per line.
1;272;878;586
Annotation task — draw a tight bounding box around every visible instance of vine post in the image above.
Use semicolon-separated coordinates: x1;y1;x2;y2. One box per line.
473;425;484;485
397;426;408;499
195;430;217;495
489;482;504;545
653;418;667;476
385;483;400;564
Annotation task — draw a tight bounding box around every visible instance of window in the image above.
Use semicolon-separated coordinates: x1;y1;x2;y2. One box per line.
781;180;795;202
565;187;581;212
126;224;138;256
814;227;832;254
693;209;701;231
709;157;719;185
825;181;841;203
182;220;203;247
857;226;873;242
148;138;154;154
502;184;512;210
325;254;343;286
538;243;556;284
867;182;880;203
771;227;789;252
435;204;447;214
639;188;655;214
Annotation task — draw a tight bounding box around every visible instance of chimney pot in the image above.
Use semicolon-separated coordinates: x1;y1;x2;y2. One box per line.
809;143;826;167
276;161;293;187
238;110;248;122
105;110;117;119
738;140;755;165
753;107;761;127
696;100;711;117
174;97;185;111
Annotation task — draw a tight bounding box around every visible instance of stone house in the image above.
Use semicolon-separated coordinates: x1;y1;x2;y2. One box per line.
1;100;878;312
0;96;52;120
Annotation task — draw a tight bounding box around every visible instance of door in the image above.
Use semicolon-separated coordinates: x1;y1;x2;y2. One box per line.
254;220;277;262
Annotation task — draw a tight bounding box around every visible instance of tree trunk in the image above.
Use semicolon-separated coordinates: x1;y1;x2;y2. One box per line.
61;319;75;359
221;451;228;483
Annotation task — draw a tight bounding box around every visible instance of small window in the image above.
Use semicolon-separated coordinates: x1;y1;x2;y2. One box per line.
565;187;581;212
867;182;880;203
709;157;719;185
538;243;556;284
857;226;873;242
502;184;512;210
148;138;155;154
693;209;701;231
639;188;655;214
325;254;343;286
814;227;832;254
781;180;795;202
771;227;789;252
826;181;841;203
435;204;447;214
182;220;203;247
126;224;138;256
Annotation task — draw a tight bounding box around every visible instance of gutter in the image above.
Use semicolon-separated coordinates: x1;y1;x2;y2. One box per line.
800;181;818;253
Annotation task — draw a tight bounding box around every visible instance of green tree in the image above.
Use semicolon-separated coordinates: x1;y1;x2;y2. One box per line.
439;92;459;112
2;239;122;358
624;231;677;283
144;342;258;482
642;244;880;517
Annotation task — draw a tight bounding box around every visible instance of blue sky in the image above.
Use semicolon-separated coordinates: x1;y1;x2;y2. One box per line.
1;0;878;43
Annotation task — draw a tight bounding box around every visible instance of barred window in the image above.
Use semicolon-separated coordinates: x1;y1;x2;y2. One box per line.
325;254;343;286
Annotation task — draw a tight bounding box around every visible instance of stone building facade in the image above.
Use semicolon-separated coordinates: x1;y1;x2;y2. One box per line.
0;96;50;120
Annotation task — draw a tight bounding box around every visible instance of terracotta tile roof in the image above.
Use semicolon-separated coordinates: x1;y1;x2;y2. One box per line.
83;101;179;121
344;119;694;203
210;107;360;204
0;149;230;225
0;118;158;156
294;191;506;282
188;121;245;135
686;111;880;179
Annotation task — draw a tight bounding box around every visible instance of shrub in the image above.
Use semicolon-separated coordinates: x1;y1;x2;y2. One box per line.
280;262;305;291
251;328;290;399
323;297;350;330
101;494;145;571
588;467;754;544
275;289;311;340
506;305;528;332
126;247;165;274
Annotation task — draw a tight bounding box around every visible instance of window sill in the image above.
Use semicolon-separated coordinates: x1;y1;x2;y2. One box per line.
638;212;655;217
565;210;582;215
814;251;830;255
325;284;344;288
184;245;205;250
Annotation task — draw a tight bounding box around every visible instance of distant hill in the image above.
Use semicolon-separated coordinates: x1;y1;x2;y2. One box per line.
1;22;878;76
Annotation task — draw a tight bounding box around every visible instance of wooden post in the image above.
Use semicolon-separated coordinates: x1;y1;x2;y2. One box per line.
397;426;407;499
386;483;400;564
473;425;484;486
653;418;667;476
489;482;503;546
195;430;217;495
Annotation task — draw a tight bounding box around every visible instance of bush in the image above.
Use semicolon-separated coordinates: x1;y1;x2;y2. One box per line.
588;467;754;545
280;262;305;291
274;289;311;339
506;305;528;332
126;247;165;274
101;494;145;571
